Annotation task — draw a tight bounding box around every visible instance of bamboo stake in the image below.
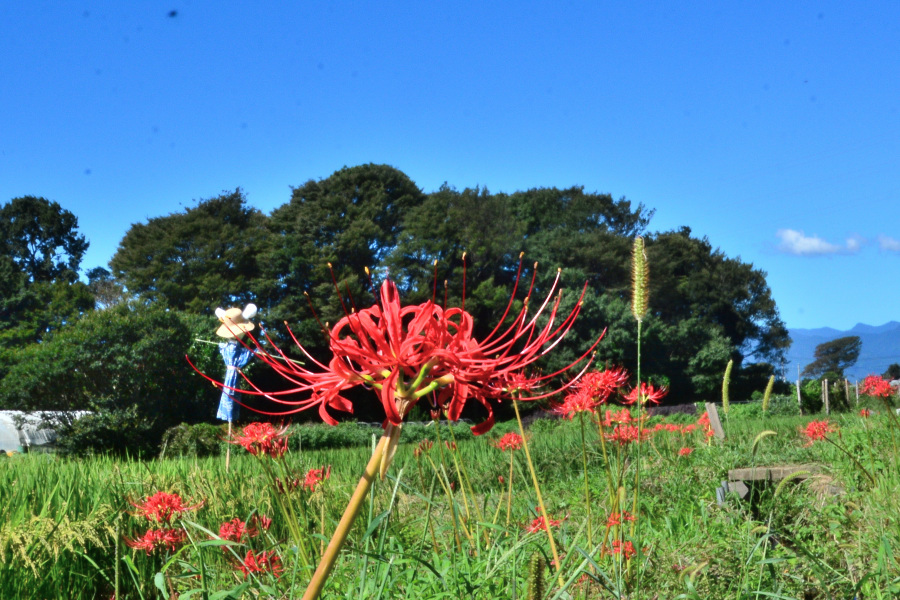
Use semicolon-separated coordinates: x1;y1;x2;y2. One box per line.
302;435;390;600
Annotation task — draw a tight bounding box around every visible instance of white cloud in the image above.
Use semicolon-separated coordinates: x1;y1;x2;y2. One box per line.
878;235;900;252
775;229;861;256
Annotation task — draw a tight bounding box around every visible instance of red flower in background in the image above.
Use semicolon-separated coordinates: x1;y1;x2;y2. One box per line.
622;382;668;405
303;466;331;492
678;447;693;457
237;550;283;579
602;407;634;427
605;511;636;527
859;408;871;418
125;528;187;554
494;432;524;451
802;419;837;445
578;367;629;402
553;389;599;419
228;422;289;459
611;540;636;560
606;424;650;446
861;375;894;398
130;492;203;525
526;514;563;533
189;257;602;437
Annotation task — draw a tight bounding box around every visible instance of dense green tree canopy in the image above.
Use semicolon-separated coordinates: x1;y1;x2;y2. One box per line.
0;196;93;346
802;336;862;379
110;189;269;314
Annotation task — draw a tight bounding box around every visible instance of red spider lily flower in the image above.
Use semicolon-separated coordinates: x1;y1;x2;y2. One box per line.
577;367;629;402
622;382;668;405
525;514;563;533
253;514;272;531
130;492;203;525
188;257;602;441
802;419;837;445
498;475;505;484
610;540;636;560
444;441;457;451
237;550;283;579
303;466;331;492
494;432;524;451
219;518;250;543
602;407;634;427
552;388;600;419
606;424;650;446
605;511;636;527
861;375;894;398
678;447;693;457
414;439;433;457
859;408;872;418
228;422;290;459
681;424;697;435
125;528;187;554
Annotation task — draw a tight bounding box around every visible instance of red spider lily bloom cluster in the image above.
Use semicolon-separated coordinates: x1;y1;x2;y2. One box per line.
859;408;871;418
414;439;433;457
125;528;187;554
191;258;601;436
525;514;563;533
697;412;715;439
602;407;635;427
553;367;630;418
125;491;202;555
129;491;203;525
861;375;894;398
678;447;693;457
304;466;331;492
606;424;651;446
228;422;290;459
622;382;668;405
802;419;837;445
605;511;636;527
218;515;272;546
610;540;636;560
237;550;283;579
494;432;524;451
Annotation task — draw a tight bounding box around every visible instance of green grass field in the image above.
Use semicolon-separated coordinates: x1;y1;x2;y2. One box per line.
2;405;899;599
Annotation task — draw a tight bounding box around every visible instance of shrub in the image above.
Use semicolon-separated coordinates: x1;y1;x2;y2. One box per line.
159;423;228;458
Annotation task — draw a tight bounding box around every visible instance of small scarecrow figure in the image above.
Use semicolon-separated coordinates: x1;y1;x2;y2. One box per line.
214;304;258;423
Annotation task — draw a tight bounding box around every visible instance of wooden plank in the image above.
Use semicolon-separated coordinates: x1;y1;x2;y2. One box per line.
728;464;821;482
703;402;726;439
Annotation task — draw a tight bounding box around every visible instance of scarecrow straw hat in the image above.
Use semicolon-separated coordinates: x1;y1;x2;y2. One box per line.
215;305;256;339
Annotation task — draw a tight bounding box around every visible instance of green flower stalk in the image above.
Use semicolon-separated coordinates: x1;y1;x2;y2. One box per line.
762;375;775;414
722;359;733;415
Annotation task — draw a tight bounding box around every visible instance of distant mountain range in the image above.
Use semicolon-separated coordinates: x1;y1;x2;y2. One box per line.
784;321;900;382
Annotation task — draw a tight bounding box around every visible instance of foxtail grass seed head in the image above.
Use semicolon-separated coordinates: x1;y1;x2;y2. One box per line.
722;359;733;415
762;375;775;413
631;236;648;322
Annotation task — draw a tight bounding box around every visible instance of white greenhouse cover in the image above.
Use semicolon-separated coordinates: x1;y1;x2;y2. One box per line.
0;411;89;452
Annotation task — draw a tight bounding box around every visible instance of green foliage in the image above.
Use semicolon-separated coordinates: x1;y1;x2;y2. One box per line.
800;379;824;413
110;189;269;314
0;302;221;455
0;196;94;347
883;363;900;380
802;335;862;379
160;422;228;458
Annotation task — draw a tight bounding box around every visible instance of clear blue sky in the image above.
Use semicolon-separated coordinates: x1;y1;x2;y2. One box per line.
2;2;898;331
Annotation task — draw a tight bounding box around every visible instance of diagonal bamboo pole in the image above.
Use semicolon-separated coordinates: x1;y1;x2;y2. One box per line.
302;434;390;600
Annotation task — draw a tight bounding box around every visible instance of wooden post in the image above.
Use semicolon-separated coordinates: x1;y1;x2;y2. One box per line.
845;379;850;408
704;402;726;440
855;381;859;405
824;378;830;415
796;380;803;415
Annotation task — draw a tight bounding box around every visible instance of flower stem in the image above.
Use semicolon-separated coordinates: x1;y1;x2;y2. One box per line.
579;412;593;549
512;398;564;587
301;434;390;600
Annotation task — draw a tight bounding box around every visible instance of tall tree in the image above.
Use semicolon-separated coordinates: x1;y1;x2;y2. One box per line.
0;196;93;345
110;189;269;314
265;164;425;333
802;335;862;379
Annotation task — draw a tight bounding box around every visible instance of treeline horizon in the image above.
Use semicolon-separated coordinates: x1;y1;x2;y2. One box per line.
0;163;791;453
